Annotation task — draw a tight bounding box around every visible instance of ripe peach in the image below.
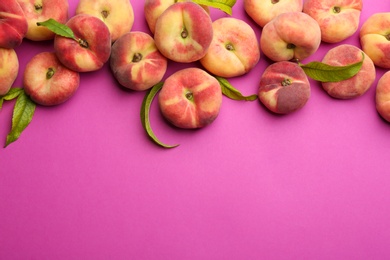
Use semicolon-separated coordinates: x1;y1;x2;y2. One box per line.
23;52;80;106
258;61;310;114
360;12;390;69
260;12;321;62
303;0;363;43
110;31;168;91
158;68;222;129
144;0;209;35
53;14;111;72
17;0;69;41
376;71;390;123
244;0;303;27
75;0;134;43
200;17;260;78
153;1;213;63
0;48;19;96
0;0;28;49
321;44;376;99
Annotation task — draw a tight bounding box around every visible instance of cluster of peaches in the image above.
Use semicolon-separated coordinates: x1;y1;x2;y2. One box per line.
1;0;390;147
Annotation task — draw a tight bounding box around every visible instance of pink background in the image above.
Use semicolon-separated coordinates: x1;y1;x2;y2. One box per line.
1;0;390;259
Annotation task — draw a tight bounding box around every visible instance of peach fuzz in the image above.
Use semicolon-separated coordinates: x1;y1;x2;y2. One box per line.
23;52;80;106
200;17;260;78
321;44;376;99
303;0;362;43
360;12;390;69
244;0;303;27
153;1;213;63
0;48;19;96
17;0;69;41
376;71;390;123
158;68;222;129
76;0;134;43
110;31;168;91
0;0;28;49
260;11;321;62
144;0;209;35
54;14;111;73
258;61;310;114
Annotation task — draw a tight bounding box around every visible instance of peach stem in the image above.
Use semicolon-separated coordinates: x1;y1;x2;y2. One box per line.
333;6;341;13
281;78;292;87
46;68;55;80
185;91;194;101
271;0;279;4
132;53;143;63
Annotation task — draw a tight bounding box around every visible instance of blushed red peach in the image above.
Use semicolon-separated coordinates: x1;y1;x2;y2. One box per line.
376;71;390;123
0;0;28;48
360;12;390;69
0;48;19;96
200;17;260;78
158;68;222;129
244;0;303;27
110;31;168;91
54;14;111;72
23;52;80;106
303;0;362;43
260;12;321;62
258;61;310;114
153;1;213;63
321;44;376;99
76;0;134;42
144;0;209;35
17;0;69;41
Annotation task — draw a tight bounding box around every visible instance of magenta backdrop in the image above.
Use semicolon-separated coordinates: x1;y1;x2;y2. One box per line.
1;0;390;259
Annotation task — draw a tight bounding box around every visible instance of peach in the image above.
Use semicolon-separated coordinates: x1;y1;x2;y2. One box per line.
258;61;310;114
199;17;260;78
23;52;80;106
244;0;303;27
321;44;376;99
376;71;390;123
75;0;134;43
260;12;321;62
53;14;111;72
360;12;390;69
303;0;363;43
158;68;222;129
153;1;213;63
16;0;69;41
110;31;168;91
0;48;19;96
144;0;209;35
0;0;28;48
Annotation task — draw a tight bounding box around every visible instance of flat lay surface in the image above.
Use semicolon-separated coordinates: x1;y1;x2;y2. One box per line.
1;0;390;259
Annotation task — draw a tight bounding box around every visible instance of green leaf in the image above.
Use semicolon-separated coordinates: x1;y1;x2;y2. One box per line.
140;82;179;149
0;88;23;109
36;18;76;40
300;52;365;82
215;76;258;101
5;90;36;148
192;0;237;15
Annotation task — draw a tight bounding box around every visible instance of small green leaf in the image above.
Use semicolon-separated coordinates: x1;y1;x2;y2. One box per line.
140;82;179;149
216;76;258;101
192;0;237;15
300;52;365;82
5;90;36;147
0;88;23;109
36;18;76;40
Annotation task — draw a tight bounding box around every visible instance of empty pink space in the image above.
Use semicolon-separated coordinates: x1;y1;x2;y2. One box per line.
1;0;390;259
